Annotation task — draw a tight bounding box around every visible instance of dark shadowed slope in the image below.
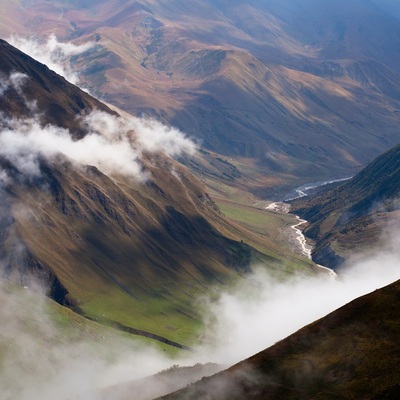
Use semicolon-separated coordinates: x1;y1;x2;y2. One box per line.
160;279;400;400
291;144;400;269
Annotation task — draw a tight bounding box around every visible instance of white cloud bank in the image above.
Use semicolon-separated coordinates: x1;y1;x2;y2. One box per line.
0;279;177;400
0;110;196;181
0;240;399;400
197;253;400;366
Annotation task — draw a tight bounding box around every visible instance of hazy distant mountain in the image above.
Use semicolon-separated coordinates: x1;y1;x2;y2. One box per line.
1;0;400;189
291;143;400;269
160;279;400;399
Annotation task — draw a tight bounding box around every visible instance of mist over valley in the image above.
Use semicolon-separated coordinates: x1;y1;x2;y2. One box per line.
1;1;400;399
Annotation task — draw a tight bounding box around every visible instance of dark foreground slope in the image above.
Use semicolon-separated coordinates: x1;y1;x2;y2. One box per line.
291;144;400;269
160;279;400;400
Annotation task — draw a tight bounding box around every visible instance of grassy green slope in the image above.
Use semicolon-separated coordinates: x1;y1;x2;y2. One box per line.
3;154;315;347
4;158;246;345
0;278;151;347
0;278;186;399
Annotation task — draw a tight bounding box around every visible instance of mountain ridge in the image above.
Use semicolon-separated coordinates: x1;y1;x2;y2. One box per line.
2;0;400;190
0;38;114;137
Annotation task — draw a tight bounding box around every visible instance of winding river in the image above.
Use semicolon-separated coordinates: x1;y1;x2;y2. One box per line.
267;177;351;277
284;177;351;201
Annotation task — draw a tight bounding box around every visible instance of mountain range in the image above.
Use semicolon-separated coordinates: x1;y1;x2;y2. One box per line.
2;0;400;195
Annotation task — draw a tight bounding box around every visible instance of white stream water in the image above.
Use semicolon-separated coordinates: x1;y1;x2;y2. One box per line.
266;177;351;277
285;177;351;201
291;215;337;277
266;202;337;277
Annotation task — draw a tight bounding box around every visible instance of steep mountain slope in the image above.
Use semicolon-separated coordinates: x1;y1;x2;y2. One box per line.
1;0;400;189
160;279;400;400
0;38;113;136
291;144;400;269
0;39;315;345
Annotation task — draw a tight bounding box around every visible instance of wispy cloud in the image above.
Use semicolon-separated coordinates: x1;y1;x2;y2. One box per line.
0;71;29;96
196;244;400;366
82;110;196;159
8;34;94;86
0;111;195;181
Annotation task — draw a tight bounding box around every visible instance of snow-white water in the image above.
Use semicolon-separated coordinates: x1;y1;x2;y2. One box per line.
266;202;337;277
266;176;352;277
285;177;351;201
291;215;313;259
290;216;337;277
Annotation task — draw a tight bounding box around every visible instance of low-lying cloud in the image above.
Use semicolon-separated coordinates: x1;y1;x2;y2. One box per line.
0;109;195;181
0;71;29;95
9;34;94;86
0;279;178;400
197;253;400;366
1;235;399;400
83;110;196;159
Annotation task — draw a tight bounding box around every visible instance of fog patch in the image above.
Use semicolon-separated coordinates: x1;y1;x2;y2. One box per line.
0;109;195;181
1;229;399;399
8;34;94;86
0;71;29;96
0;278;186;400
196;243;400;366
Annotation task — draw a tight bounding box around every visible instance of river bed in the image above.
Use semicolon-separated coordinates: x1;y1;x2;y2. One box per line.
284;177;351;201
267;201;337;277
266;177;352;277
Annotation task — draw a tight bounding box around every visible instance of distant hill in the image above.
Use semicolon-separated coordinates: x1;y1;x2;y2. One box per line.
1;0;400;190
159;279;400;399
291;144;400;269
